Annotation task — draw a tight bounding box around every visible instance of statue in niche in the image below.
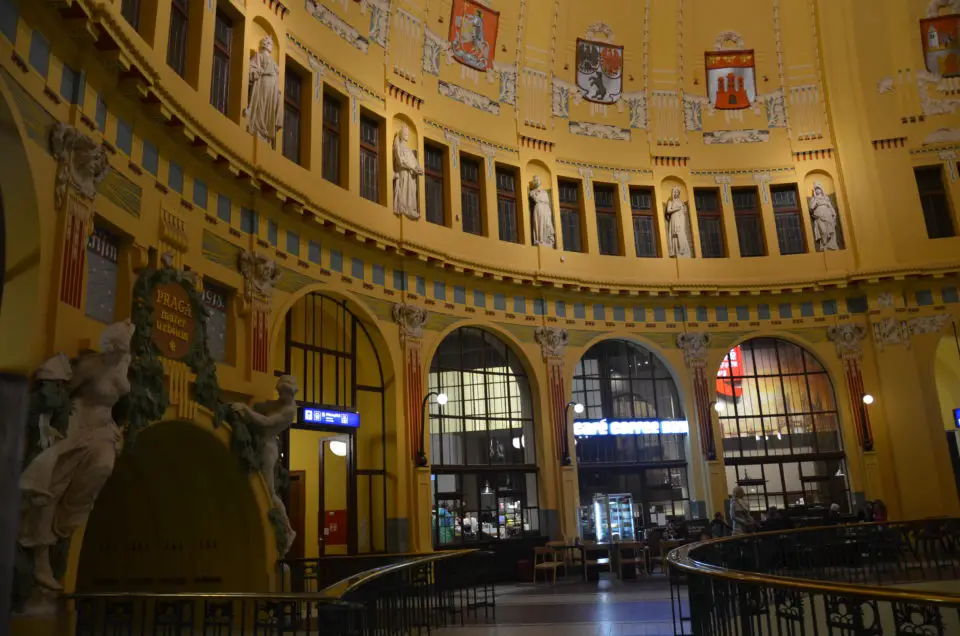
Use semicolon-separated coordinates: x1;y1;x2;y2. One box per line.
392;124;424;219
529;176;556;248
231;375;299;555
808;182;841;252
18;321;134;595
665;186;693;258
246;36;283;146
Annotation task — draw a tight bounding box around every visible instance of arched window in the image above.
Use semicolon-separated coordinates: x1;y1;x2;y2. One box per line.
572;339;690;529
717;338;849;513
428;327;539;546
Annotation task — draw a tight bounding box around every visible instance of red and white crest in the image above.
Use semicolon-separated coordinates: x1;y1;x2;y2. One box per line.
448;0;499;72
705;50;756;111
576;38;623;104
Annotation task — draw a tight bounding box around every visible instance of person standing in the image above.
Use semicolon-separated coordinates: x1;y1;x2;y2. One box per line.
731;487;757;535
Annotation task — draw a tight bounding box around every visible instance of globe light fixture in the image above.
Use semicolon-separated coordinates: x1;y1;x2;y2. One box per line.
862;394;874;405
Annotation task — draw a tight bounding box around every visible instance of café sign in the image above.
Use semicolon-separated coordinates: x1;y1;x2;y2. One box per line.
573;419;689;437
152;282;196;359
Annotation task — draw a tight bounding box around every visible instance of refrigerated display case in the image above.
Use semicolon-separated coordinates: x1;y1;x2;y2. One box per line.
592;493;636;542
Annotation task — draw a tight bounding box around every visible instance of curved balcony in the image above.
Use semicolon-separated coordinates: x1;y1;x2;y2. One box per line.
668;519;960;635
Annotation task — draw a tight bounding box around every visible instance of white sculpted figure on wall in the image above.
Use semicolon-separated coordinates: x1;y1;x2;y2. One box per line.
665;187;693;258
529;176;556;248
392;124;424;219
231;375;300;556
808;183;840;252
19;320;135;593
246;36;283;146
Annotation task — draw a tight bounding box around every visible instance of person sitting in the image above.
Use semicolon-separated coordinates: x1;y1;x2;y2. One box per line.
857;501;875;523
762;507;791;532
826;502;842;525
710;512;731;538
663;521;679;541
873;499;888;522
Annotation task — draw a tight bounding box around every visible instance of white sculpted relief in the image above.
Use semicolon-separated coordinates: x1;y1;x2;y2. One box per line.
246;36;283;146
231;376;300;556
19;321;135;594
49;123;111;214
392;124;424;220
238;250;281;309
808;183;841;252
529;176;556;248
665;187;693;258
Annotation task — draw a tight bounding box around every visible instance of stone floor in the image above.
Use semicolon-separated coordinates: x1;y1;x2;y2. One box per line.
436;574;686;636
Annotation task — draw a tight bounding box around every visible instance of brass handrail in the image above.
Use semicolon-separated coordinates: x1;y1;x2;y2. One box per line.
667;519;960;606
318;549;478;599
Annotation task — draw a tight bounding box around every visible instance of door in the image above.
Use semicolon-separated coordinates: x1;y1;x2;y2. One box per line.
287;471;306;562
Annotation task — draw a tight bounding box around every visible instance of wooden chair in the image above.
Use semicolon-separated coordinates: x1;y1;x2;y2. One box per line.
533;547;563;584
647;529;665;573
545;541;569;576
617;542;648;579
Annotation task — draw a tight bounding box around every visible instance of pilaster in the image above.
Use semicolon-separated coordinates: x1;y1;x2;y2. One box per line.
534;326;573;539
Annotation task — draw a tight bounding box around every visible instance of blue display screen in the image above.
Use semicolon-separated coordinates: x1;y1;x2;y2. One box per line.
573;419;689;437
300;406;360;429
954;408;960;429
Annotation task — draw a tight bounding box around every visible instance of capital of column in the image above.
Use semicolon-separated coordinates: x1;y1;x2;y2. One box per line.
393;303;429;344
676;332;711;369
872;314;951;350
237;250;281;314
827;324;867;363
535;326;569;362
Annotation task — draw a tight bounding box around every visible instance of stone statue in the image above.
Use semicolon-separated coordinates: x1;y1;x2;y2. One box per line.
18;320;134;593
808;183;840;252
392;124;424;219
246;36;283;146
49;123;111;215
529;176;556;248
665;186;692;258
231;375;299;555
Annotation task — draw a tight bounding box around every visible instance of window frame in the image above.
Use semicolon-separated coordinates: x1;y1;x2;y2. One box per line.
593;183;620;256
770;184;807;255
359;113;381;204
558;179;583;253
209;8;232;115
694;187;726;259
915;165;957;239
120;0;141;30
732;187;766;258
322;92;344;186
630;187;659;258
460;155;484;236
167;0;190;78
424;142;447;226
495;164;520;244
282;63;304;165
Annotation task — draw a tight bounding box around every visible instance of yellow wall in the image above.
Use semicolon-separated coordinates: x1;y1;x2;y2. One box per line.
6;0;960;608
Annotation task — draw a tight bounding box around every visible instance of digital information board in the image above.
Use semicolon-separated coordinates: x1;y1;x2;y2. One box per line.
300;406;360;429
573;419;689;437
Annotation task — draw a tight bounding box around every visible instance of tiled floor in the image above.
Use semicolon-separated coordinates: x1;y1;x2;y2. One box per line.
435;574;685;636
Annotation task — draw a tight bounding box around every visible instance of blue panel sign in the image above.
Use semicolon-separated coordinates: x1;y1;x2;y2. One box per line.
573;419;689;437
954;408;960;429
300;406;360;429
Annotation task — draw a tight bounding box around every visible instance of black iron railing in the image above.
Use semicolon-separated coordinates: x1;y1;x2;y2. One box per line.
668;518;960;635
69;549;495;635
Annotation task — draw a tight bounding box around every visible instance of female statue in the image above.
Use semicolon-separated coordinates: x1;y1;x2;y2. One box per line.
529;175;556;247
18;320;135;591
665;186;692;258
808;183;840;251
246;36;283;146
392;124;424;219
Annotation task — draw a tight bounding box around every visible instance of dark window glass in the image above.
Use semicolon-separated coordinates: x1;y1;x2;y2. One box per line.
282;67;303;164
322;94;341;185
771;184;806;255
286;231;299;256
85;226;120;324
308;240;321;264
460;157;483;235
496;167;519;243
210;10;232;114
29;31;50;78
121;0;141;30
695;188;724;258
630;187;658;257
717;338;849;514
915;166;956;239
428;327;540;546
0;0;19;44
360;115;379;203
167;0;190;77
594;184;619;256
424;144;445;225
60;64;84;105
733;188;765;257
203;281;229;363
267;219;278;246
240;207;257;234
558;180;582;253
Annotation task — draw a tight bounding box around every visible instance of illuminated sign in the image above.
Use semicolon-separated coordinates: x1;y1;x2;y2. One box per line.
717;345;744;398
573;419;689;437
954;408;960;429
300;407;360;429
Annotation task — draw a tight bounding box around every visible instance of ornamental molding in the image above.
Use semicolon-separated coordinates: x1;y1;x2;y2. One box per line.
535;327;569;361
393;303;428;342
827;324;867;362
49;123;111;216
872;314;951;349
238;250;281;311
714;31;746;50
584;22;614;43
676;332;711;368
927;0;960;17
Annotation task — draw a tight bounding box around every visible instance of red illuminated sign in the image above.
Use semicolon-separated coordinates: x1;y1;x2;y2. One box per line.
716;346;744;398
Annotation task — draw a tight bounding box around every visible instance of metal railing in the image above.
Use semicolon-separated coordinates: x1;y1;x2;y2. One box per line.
69;549;496;635
668;518;960;635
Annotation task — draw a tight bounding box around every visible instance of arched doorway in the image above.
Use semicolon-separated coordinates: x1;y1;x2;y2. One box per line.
277;292;388;556
571;339;689;537
76;421;270;592
427;326;539;547
716;338;850;514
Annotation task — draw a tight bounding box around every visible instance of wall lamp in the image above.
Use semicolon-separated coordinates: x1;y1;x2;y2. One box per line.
417;391;447;467
562;401;585;465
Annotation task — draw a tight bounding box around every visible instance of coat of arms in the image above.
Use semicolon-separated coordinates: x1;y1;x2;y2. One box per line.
448;0;499;72
576;38;623;104
705;50;756;110
921;14;960;77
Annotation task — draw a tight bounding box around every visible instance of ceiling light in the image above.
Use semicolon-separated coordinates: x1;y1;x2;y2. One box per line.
574;403;585;414
862;394;874;405
436;393;448;405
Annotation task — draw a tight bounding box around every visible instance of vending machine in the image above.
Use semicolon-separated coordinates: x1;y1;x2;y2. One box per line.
592;493;636;542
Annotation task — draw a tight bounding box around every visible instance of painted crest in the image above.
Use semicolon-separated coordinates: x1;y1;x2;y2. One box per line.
576;38;623;104
921;14;960;77
448;0;499;72
705;50;756;111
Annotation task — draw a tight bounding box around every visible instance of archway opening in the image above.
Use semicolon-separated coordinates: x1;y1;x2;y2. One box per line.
427;326;539;547
716;338;850;516
276;292;389;556
571;338;689;538
76;421;269;593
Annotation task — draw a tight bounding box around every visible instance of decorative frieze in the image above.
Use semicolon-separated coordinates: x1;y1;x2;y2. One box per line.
535;327;569;360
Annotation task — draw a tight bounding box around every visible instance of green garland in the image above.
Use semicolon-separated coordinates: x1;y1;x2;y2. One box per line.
120;266;223;450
